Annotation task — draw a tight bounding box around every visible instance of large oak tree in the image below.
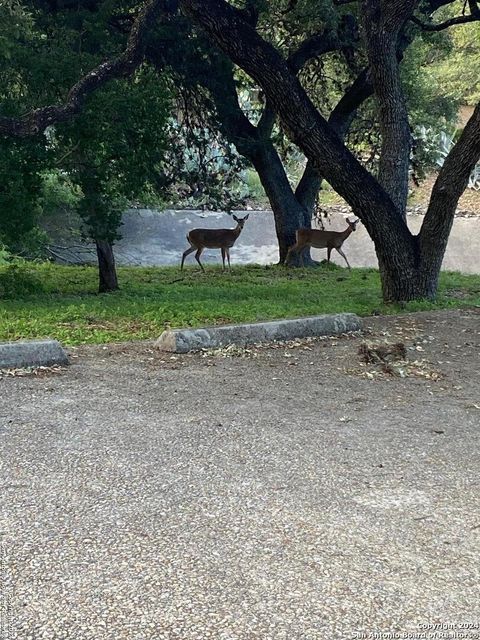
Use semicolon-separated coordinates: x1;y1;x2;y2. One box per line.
178;0;480;302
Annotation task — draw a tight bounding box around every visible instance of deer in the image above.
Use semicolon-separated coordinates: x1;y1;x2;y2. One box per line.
285;217;360;268
180;214;249;272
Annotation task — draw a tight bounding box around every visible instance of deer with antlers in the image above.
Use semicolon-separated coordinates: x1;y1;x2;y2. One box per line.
285;217;360;268
181;214;249;272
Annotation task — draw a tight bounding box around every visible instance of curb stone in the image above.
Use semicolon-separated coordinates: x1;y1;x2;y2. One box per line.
156;313;362;353
0;339;69;369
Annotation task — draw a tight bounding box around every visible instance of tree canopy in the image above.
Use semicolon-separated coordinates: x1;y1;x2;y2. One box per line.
0;0;479;301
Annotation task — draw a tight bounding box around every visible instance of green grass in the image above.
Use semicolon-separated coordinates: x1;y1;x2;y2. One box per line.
1;262;479;345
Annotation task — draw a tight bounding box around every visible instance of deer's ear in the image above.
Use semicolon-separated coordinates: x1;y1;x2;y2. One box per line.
233;215;239;222
244;214;250;220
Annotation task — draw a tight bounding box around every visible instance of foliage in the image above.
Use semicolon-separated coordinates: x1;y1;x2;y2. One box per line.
0;260;45;298
52;64;172;243
223;2;465;185
428;20;480;106
160;118;249;211
0;244;11;264
40;171;82;214
0;1;172;254
0;136;50;254
0;1;34;63
1;262;479;344
417;125;480;189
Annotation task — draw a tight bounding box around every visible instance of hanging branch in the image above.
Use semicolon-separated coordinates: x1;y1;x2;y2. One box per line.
412;0;480;31
0;0;169;137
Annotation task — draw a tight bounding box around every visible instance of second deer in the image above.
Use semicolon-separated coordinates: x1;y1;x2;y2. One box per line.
181;214;249;272
285;217;360;268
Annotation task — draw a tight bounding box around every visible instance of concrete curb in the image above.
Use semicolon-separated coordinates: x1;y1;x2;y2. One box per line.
156;313;362;353
0;339;69;369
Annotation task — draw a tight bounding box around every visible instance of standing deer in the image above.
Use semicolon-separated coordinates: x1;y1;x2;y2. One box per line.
181;214;249;272
285;218;360;268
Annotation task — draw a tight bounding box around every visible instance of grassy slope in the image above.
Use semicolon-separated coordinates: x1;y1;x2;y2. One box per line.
1;263;479;345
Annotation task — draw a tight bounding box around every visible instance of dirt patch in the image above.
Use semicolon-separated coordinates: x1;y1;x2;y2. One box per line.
410;175;480;213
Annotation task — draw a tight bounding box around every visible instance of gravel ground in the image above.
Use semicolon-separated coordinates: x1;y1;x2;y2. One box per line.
1;308;480;640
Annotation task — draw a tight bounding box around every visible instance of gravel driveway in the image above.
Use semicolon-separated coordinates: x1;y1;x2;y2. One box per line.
1;309;480;639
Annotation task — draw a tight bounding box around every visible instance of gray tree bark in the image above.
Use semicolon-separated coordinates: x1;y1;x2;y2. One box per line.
95;240;119;293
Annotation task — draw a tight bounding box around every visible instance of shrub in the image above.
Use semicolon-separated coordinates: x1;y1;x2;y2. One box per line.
0;261;46;299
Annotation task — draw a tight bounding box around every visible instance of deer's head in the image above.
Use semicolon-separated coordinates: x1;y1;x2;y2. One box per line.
233;214;249;230
346;218;360;231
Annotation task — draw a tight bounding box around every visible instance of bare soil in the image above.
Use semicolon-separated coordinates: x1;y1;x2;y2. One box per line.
409;175;480;213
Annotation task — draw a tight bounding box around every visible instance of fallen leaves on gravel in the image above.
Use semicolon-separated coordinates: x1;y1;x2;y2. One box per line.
352;340;443;381
199;332;362;359
0;365;66;379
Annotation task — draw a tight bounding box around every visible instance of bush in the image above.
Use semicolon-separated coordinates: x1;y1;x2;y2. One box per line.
0;244;10;265
0;261;46;299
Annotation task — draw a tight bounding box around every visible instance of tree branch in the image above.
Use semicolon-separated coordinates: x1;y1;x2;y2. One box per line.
0;0;168;137
288;15;359;74
257;101;276;138
295;68;374;211
411;11;480;30
413;0;480;30
328;68;373;137
288;30;344;73
260;17;360;153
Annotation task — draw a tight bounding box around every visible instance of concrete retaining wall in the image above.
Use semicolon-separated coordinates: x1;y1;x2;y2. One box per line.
157;313;362;353
0;339;69;369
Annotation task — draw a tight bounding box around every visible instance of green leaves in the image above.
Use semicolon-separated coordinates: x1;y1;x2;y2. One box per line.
55;65;171;242
0;136;50;254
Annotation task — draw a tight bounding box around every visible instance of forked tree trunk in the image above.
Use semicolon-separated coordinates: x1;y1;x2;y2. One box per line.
95;239;119;293
363;0;414;216
379;260;441;302
376;211;450;302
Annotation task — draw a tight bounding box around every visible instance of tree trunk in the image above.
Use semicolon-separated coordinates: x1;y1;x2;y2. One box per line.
250;143;316;264
95;239;119;293
376;237;445;302
295;160;322;217
363;0;415;215
379;266;437;302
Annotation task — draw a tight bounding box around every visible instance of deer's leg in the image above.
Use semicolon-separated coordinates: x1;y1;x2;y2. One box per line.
195;247;205;272
327;247;332;263
285;242;300;266
299;244;306;267
181;245;196;270
226;248;231;269
336;247;351;269
221;248;226;270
